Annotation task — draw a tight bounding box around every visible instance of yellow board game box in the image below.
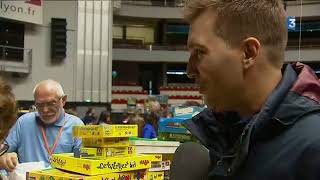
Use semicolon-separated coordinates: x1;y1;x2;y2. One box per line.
141;154;162;162
73;125;138;138
27;168;147;180
149;161;171;172
82;137;130;147
74;146;135;159
51;153;153;176
161;154;174;161
146;171;165;180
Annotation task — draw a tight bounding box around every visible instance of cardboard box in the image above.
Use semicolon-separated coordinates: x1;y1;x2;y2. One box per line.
130;138;179;154
158;132;194;142
135;146;178;154
74;146;135;159
129;138;180;147
27;168;147;180
51;153;153;176
82;137;130;147
173;106;203;119
141;154;162;162
146;171;165;180
149;161;171;172
161;154;174;161
73;125;138;138
158;117;190;134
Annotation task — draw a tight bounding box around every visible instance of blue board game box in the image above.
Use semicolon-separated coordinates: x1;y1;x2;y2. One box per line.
158;117;190;134
173;106;203;119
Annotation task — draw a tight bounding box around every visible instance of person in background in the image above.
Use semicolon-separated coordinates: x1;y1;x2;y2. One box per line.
0;77;17;178
0;79;84;171
122;108;134;124
166;111;173;118
0;77;17;156
65;106;77;116
182;0;320;179
142;112;157;139
149;99;161;115
97;110;112;125
147;99;161;132
129;109;145;137
28;105;37;112
82;107;96;125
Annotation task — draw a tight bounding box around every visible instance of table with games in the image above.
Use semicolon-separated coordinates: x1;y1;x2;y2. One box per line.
27;124;181;180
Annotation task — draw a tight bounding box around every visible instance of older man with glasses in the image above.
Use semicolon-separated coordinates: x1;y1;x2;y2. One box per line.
0;79;83;172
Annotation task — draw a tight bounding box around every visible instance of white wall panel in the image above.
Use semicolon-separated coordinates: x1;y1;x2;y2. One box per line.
76;0;112;102
5;1;78;101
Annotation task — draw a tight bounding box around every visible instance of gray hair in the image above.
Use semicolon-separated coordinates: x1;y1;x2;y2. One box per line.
33;79;65;98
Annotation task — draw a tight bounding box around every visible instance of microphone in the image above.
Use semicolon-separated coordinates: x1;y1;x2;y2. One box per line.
170;142;210;180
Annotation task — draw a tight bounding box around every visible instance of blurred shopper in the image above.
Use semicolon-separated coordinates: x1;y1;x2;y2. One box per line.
165;111;173;118
129;109;145;137
65;106;77;116
122;108;135;124
0;79;83;171
182;0;320;179
0;77;17;158
97;110;112;125
149;98;161;115
148;99;161;131
122;109;145;137
28;105;37;112
82;107;96;125
122;112;131;124
143;112;157;139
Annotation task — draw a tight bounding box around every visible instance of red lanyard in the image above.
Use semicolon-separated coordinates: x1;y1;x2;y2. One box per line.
39;113;67;156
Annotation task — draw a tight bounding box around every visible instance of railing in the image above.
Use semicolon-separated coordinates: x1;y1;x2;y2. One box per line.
122;0;185;7
0;45;32;73
285;0;320;6
286;44;320;50
113;39;187;51
113;39;320;51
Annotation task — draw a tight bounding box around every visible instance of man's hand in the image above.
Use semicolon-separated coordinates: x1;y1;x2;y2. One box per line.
0;152;18;172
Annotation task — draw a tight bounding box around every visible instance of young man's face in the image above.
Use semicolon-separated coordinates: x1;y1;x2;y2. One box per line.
187;10;245;112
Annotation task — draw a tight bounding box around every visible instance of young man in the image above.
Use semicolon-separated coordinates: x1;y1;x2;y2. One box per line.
182;0;320;179
0;79;83;171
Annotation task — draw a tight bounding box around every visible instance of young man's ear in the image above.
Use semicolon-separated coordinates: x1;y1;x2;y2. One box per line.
241;37;260;69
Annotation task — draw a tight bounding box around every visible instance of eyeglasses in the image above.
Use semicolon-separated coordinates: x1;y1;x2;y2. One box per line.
35;97;62;110
0;143;9;156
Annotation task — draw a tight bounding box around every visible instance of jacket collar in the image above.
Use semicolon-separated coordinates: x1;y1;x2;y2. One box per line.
250;64;297;141
253;63;320;141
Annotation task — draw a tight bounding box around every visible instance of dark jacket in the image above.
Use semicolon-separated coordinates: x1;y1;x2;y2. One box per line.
183;63;320;180
82;115;95;125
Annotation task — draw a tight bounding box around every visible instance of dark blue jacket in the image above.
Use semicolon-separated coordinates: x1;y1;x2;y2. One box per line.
183;63;320;180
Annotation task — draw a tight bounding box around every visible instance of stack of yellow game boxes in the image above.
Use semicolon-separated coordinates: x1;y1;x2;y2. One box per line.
27;124;157;180
129;138;180;180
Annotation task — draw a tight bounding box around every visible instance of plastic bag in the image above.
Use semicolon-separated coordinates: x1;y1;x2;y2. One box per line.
2;161;47;180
